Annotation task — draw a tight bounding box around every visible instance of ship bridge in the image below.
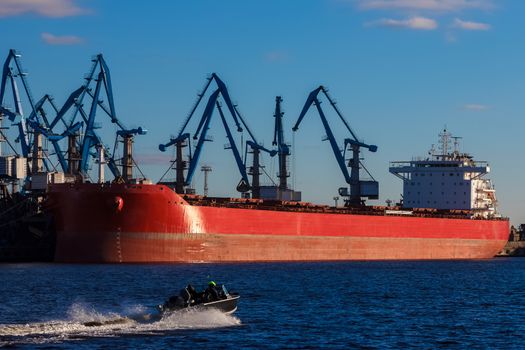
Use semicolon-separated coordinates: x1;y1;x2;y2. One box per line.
389;159;490;182
388;129;498;218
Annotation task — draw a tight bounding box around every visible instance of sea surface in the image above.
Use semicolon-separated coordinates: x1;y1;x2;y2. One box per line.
1;259;525;349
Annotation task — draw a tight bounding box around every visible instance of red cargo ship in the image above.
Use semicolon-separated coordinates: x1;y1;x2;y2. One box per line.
48;182;508;263
48;128;510;263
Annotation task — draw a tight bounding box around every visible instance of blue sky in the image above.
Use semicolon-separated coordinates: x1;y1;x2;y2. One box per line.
1;0;524;224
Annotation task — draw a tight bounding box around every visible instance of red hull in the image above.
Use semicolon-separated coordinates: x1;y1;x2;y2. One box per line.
47;183;509;263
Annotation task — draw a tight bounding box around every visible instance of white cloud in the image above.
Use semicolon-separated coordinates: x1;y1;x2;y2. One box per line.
0;0;89;18
356;0;494;13
453;18;491;30
41;32;84;45
366;16;438;30
463;104;489;110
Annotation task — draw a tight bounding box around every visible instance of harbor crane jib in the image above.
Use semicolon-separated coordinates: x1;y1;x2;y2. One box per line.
159;73;275;196
292;85;378;206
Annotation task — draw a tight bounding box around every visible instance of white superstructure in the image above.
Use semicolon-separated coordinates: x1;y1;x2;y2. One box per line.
389;129;498;218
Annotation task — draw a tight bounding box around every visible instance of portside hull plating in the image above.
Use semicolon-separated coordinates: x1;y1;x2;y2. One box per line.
48;184;509;263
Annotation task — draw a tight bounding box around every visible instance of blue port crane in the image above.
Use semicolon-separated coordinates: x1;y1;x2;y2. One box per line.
159;73;275;196
0;49;48;165
57;54;147;180
0;50;146;183
292;85;378;206
0;49;77;175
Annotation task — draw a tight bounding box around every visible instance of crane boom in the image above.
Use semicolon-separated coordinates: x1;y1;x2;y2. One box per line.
184;89;219;186
217;101;251;191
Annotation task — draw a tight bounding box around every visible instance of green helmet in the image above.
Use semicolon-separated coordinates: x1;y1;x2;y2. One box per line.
208;281;217;287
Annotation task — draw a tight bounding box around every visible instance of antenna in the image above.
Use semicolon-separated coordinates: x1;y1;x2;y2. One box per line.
438;128;452;157
451;136;462;154
429;144;436;158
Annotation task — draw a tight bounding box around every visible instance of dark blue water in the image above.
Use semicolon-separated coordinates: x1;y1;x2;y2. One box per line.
1;259;525;349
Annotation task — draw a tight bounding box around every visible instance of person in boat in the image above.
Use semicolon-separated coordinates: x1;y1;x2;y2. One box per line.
186;284;202;305
178;284;203;306
204;281;223;302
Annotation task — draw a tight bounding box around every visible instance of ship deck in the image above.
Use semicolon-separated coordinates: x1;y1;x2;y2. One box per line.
181;194;506;221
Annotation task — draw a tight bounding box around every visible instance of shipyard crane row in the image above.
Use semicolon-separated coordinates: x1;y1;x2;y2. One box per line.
0;50;147;188
1;49;376;206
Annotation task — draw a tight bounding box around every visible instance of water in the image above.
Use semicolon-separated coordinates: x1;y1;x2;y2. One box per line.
1;259;525;349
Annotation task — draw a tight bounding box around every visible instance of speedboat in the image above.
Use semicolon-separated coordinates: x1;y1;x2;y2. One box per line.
158;284;240;315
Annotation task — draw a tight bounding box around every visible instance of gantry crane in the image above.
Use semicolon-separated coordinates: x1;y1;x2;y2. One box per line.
292;86;378;206
55;54;147;182
159;73;275;197
0;49;86;181
0;50;58;175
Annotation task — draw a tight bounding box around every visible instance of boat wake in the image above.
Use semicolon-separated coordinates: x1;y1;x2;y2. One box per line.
0;302;241;346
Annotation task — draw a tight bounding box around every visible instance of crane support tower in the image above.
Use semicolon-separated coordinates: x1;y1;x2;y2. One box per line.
201;165;212;196
255;96;301;202
273;96;290;192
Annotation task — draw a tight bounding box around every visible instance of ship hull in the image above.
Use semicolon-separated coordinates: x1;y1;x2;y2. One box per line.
48;183;509;263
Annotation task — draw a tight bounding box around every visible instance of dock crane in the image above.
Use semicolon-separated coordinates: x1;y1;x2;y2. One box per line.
292;86;378;206
56;54;147;182
159;73;275;197
0;50;35;160
0;49;85;179
0;51;96;175
0;49;56;175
